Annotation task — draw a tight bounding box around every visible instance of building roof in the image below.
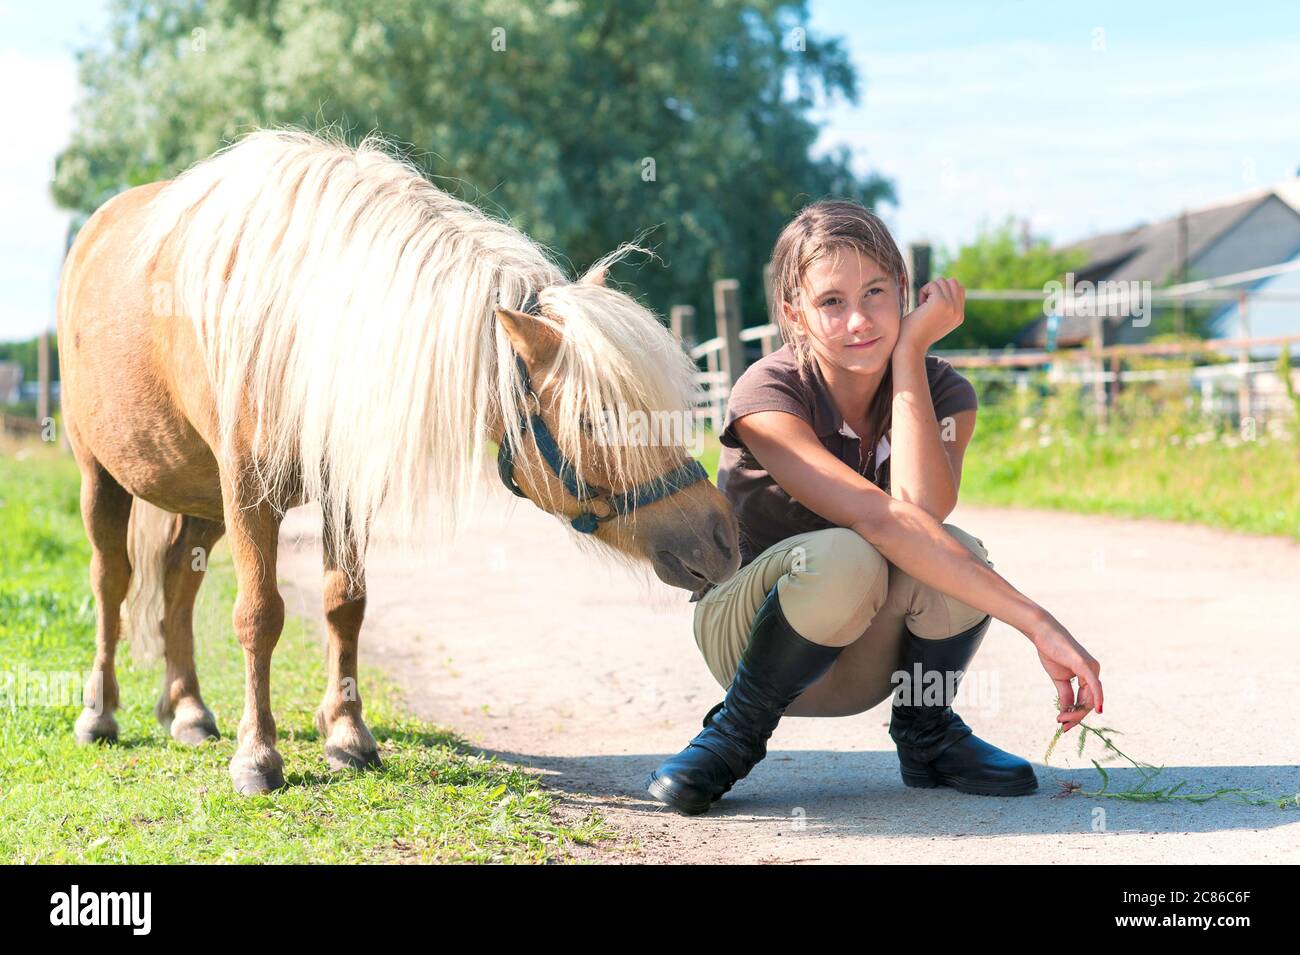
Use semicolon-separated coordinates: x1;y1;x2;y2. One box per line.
1062;193;1273;287
1015;184;1300;348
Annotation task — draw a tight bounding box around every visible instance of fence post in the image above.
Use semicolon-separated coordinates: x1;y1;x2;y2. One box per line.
705;349;723;433
37;329;50;427
1090;312;1107;423
714;279;744;387
762;261;775;320
761;262;778;356
907;243;932;311
1237;290;1251;425
669;305;696;351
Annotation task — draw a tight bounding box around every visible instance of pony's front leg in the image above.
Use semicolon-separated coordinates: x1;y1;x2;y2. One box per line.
315;517;380;771
73;458;133;745
222;491;287;794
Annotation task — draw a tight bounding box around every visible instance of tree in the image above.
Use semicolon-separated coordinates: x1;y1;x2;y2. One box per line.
936;218;1088;349
53;0;893;337
0;336;58;383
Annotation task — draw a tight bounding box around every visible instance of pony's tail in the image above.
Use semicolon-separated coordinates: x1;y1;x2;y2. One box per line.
120;499;175;663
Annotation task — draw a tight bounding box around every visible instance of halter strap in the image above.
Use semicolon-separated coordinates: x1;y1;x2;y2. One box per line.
497;352;708;533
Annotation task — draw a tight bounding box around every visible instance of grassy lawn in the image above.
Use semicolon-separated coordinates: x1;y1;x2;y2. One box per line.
0;445;607;863
960;415;1300;538
959;396;1300;540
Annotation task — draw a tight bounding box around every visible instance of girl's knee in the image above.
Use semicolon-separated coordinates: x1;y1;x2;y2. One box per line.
942;523;991;566
796;527;887;591
898;524;989;637
779;528;888;643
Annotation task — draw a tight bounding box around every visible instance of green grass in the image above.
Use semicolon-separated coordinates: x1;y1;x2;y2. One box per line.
0;447;608;863
695;434;720;482
960;398;1300;539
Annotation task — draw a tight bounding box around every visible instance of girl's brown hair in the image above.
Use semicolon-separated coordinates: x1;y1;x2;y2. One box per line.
768;199;908;479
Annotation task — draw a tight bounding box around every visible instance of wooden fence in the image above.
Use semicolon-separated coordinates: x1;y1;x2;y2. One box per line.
669;280;783;433
1;413;45;438
670;263;1300;430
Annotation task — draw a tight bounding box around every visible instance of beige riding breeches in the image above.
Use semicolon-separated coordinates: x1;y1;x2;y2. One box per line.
692;524;992;718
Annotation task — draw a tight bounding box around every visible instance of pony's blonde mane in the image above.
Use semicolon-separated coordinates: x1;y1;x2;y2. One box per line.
131;128;701;577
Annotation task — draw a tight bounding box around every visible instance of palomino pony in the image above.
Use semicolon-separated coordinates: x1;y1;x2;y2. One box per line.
57;129;739;795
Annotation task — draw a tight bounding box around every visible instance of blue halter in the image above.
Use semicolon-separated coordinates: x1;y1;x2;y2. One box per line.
496;352;709;534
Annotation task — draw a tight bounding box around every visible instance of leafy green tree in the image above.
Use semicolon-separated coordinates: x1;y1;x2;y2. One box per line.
935;218;1088;349
53;0;892;337
0;336;58;383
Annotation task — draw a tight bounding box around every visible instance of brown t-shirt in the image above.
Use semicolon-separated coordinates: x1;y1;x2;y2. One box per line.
690;342;977;602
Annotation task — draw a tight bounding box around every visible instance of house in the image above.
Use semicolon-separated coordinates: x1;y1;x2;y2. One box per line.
1207;251;1300;359
1016;182;1300;349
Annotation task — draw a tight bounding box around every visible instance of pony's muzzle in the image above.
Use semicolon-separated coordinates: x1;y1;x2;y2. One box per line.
650;510;739;590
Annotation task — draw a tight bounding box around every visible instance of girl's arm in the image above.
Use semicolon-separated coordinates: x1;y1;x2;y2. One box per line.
887;340;970;520
888;277;975;519
731;409;1103;730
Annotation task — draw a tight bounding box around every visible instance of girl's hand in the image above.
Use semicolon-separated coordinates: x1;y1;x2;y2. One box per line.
1027;613;1104;733
899;277;966;353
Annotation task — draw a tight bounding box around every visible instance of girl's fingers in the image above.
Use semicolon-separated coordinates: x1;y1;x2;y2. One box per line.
1053;674;1093;732
1053;677;1075;717
1081;670;1104;715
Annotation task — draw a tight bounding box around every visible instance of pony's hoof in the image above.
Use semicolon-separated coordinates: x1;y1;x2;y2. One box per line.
325;745;383;772
170;713;220;746
74;709;118;745
230;766;286;795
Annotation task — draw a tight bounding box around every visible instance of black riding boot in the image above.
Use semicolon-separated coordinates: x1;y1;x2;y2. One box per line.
646;584;842;815
889;614;1038;796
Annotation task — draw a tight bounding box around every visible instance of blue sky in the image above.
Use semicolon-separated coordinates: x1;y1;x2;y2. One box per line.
807;0;1300;251
2;0;1298;341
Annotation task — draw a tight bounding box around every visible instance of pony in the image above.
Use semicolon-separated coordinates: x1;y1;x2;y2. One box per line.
56;129;738;794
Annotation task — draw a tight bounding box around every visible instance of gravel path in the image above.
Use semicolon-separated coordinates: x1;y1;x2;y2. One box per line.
278;483;1300;864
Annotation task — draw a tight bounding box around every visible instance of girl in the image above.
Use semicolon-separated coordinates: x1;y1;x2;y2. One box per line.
647;200;1103;815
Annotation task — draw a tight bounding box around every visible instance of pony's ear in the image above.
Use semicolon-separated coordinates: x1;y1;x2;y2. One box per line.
495;307;560;370
582;265;607;287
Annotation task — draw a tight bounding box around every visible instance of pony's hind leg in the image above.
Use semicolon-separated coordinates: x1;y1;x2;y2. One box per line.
73;460;133;745
315;516;380;771
155;516;226;745
221;487;287;795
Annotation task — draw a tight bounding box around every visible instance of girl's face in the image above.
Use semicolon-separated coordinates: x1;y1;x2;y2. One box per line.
785;246;905;378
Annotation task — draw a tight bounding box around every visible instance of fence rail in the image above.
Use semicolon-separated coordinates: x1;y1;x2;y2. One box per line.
1;413;44;437
672;268;1300;431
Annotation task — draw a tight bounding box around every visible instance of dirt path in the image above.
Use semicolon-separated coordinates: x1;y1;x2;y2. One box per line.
278;483;1300;864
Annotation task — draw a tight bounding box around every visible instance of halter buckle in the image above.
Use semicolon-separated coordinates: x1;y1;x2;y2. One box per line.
583;496;617;523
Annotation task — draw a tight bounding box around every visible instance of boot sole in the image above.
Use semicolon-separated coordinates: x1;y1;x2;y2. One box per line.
902;769;1038;797
645;773;715;815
